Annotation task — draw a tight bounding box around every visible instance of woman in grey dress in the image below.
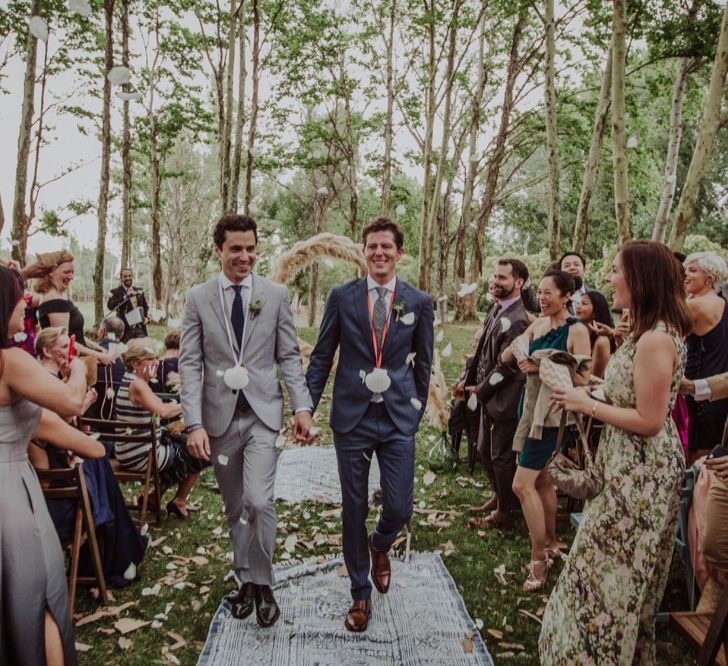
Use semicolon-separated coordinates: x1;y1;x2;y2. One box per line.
0;266;104;666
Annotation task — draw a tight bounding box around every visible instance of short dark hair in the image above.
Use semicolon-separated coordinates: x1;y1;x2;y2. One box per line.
559;251;587;269
164;330;181;350
120;267;133;276
497;258;529;283
542;269;581;296
101;316;125;339
361;217;404;250
213;214;258;249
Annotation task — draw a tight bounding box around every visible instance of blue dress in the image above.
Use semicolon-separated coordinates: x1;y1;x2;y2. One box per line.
518;318;577;470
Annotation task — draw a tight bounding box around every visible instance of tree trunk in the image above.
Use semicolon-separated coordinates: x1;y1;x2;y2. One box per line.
380;0;396;216
573;45;612;254
121;0;132;270
652;58;690;241
544;0;560;259
463;13;525;319
669;2;728;250
222;0;237;213
454;13;487;320
423;1;459;295
94;0;115;324
231;0;247;211
11;0;42;265
0;194;4;235
307;193;326;327
417;0;437;292
611;0;630;245
244;0;260;215
150;117;163;307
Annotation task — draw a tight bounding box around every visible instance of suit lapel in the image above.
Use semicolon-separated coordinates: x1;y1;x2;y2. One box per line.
354;278;373;360
208;278;231;346
243;274;260;351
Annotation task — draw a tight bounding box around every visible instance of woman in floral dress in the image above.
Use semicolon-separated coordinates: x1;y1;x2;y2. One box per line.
541;241;692;664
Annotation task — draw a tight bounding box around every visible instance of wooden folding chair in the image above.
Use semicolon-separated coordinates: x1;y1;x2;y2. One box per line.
78;416;163;526
38;463;109;614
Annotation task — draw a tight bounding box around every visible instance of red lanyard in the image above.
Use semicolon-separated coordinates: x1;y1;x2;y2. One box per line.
366;288;395;368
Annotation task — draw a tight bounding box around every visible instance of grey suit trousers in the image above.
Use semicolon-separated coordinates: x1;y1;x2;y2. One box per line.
210;408;278;586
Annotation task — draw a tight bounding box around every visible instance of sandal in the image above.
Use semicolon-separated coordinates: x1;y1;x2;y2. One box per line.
468;512;513;531
166;500;188;520
545;546;564;560
522;558;551;592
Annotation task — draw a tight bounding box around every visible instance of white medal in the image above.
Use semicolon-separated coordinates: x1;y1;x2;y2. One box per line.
223;363;249;390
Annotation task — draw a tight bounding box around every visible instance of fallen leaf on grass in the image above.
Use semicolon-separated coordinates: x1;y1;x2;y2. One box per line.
422;471;436;486
115;618;150;635
167;631;187;650
337;564;348;578
118;637;132;650
75;642;92;652
487;628;504;640
283;534;297;553
496;652;515;658
190;556;208;566
150;536;166;548
499;642;525;651
518;609;542;624
76;602;136;626
440;540;456;556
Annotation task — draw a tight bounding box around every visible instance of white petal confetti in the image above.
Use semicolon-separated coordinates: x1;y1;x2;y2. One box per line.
309;426;321;436
29;16;49;42
217;454;229;466
69;0;93;17
10;240;21;246
212;526;223;536
106;388;115;399
284;534;297;553
441;342;452;358
488;371;504;386
627;134;639;148
406;352;416;367
107;65;132;85
435;330;444;343
151;620;163;629
400;312;415;326
591;388;606;402
500;316;511;332
167;318;181;328
162;545;173;555
410;397;422;411
364;368;391;394
457;282;478;297
467;393;478;411
141;583;161;596
395;204;406;216
107;332;116;341
475;618;484;630
12;332;27;342
317;186;329;196
359;369;367;383
433;317;441;327
216;369;225;377
223;364;249;390
321;257;334;268
123;563;136;581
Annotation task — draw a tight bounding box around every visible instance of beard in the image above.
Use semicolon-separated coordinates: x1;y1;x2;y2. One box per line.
493;283;516;299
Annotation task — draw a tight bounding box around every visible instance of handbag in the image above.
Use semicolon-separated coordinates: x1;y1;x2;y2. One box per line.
547;411;604;500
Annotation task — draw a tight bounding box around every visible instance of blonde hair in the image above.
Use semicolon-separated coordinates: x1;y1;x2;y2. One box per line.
121;337;160;371
23;250;74;294
35;326;68;359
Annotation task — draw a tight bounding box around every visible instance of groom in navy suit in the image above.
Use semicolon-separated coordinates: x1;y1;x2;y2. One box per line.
306;217;434;632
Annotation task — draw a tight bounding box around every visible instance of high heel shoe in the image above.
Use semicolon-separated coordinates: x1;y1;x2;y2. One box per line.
522;558;551;592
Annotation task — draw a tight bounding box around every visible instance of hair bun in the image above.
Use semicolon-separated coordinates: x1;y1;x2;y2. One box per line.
572;275;583;292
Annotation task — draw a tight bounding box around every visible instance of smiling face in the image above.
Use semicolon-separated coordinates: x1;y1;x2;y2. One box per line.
9;296;26;337
46;333;70;371
607;252;630;310
683;260;711;296
215;230;257;283
363;230;404;285
121;269;133;288
575;294;594;322
51;261;75;291
537;276;570;316
492;262;523;300
560;254;585;278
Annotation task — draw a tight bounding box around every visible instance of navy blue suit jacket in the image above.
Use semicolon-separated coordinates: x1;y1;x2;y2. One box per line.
306;277;434;436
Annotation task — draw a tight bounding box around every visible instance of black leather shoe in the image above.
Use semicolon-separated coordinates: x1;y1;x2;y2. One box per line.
255;585;280;628
230;582;255;619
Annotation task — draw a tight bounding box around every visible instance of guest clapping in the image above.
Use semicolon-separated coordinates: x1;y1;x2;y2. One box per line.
540;241;692;664
116;338;209;518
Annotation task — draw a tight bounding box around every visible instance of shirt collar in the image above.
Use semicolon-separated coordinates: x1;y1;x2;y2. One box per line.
497;293;521;312
219;272;253;291
367;275;397;294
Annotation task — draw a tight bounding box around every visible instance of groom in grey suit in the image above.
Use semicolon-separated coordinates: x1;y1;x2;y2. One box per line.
180;214;314;627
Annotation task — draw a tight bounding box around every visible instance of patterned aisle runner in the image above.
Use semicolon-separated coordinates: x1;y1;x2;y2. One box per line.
198;553;493;666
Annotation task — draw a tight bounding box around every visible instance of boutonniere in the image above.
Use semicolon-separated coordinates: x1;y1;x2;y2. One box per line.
248;299;263;319
392;300;407;321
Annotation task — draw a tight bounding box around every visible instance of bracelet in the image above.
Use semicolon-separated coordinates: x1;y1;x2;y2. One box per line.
591;401;599;418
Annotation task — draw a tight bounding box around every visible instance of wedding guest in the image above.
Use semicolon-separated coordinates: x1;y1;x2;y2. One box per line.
117;338;209;518
683;251;728;463
541;240;691;664
155;329;181;394
24;250;113;364
575;289;616;378
85;316;127;420
559;251;589;306
502;270;591;590
107;268;149;341
0;264;104;665
30;326;148;588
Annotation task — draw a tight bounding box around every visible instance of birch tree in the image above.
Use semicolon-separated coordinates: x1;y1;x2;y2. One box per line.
611;0;630;245
544;0;560;259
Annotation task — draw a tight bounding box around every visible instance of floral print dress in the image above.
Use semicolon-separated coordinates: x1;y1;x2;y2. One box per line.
539;325;686;665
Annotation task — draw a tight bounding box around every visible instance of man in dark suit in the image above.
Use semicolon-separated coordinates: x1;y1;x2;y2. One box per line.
461;258;530;530
306;217;434;632
107;268;149;341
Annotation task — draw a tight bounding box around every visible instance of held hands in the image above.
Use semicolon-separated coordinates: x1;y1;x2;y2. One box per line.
679;377;695;395
453;380;465;401
187;427;211;461
292;411;317;445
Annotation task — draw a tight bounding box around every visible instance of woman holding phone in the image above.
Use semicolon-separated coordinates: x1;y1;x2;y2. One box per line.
540;241;691;664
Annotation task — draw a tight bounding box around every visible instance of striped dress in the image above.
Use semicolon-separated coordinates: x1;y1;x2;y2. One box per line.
115;372;171;472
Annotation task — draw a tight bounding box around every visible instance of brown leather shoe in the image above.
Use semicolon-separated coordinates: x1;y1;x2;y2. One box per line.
368;534;391;594
344;599;372;632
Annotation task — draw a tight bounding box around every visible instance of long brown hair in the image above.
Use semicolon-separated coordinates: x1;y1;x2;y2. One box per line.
619;240;692;341
23;250;74;294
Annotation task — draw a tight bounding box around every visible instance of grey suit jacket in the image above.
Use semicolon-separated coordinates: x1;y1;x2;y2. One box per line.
179;274;312;438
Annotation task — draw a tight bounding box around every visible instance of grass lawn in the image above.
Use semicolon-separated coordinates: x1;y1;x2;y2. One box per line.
72;320;695;665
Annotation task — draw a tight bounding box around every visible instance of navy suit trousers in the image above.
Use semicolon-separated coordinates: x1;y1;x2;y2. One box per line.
333;403;415;601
